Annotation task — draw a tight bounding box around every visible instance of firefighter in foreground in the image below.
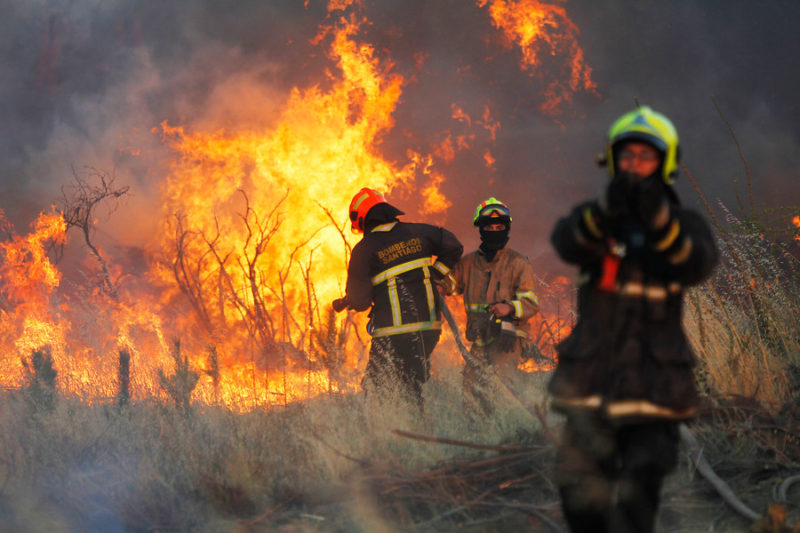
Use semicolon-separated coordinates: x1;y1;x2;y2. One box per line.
332;188;463;405
549;106;718;533
446;198;539;413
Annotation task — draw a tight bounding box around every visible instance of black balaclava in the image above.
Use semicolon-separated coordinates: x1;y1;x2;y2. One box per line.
363;202;404;232
478;223;509;261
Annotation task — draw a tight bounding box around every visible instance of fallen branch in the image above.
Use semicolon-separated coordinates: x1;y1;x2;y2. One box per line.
680;423;760;521
311;433;372;467
391;428;537;452
477;500;565;533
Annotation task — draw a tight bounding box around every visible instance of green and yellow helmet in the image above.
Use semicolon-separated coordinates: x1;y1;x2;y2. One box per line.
473;197;512;227
605;106;680;184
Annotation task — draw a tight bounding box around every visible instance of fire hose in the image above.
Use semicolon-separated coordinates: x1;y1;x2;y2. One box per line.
437;294;536;418
437;294;474;366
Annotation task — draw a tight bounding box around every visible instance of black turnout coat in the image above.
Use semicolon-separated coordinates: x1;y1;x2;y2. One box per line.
549;197;718;422
344;221;463;338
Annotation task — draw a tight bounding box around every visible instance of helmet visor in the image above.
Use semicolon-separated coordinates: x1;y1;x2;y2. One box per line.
478;204;510;219
475;204;511;226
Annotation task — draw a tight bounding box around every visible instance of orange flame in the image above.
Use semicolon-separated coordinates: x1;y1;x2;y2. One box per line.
0;209;66;387
1;4;593;408
479;0;596;115
793;215;800;244
420;173;452;215
147;15;420;405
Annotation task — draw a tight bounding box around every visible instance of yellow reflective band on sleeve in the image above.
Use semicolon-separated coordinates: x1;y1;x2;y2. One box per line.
617;282;681;300
372;321;442;337
515;290;539;306
551;396;695;420
572;224;589;246
582;206;603;239
606;400;696;420
370;221;397;233
551;395;603;411
432;260;451;276
668;237;693;265
510;299;522;318
467;303;488;313
371;256;434;285
654;219;680;252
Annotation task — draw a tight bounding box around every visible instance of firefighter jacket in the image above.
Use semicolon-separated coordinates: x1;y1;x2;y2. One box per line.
344;221;463;337
548;198;718;423
453;247;539;349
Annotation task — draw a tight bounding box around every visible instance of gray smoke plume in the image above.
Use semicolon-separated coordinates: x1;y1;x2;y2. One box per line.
1;0;798;268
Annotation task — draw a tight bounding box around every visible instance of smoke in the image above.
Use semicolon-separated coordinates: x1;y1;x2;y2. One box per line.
1;0;798;272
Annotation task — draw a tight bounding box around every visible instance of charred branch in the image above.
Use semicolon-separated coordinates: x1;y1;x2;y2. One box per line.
317;201;352;269
22;346;57;412
117;349;130;407
60;167;129;300
171;213;215;333
158;339;199;412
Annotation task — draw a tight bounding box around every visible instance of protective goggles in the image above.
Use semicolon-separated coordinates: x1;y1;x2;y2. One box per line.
478;204;511;219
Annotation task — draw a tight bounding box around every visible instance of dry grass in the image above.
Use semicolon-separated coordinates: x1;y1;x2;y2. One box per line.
684;210;800;411
0;365;555;532
2;214;799;532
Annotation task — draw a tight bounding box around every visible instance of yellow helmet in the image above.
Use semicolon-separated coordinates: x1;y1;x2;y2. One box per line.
605;106;680;184
473;197;512;227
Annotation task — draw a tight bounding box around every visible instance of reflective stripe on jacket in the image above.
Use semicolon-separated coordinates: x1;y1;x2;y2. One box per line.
548;201;719;420
345;221;463;337
453;247;539;345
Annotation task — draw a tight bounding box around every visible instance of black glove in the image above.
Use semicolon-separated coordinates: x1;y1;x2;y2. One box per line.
632;175;669;229
601;173;636;219
332;297;348;313
466;314;489;342
494;317;517;352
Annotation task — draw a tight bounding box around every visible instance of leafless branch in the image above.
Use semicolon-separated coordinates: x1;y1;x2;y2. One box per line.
60;167;130;299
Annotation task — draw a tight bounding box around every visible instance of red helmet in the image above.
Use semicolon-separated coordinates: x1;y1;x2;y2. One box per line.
349;187;388;233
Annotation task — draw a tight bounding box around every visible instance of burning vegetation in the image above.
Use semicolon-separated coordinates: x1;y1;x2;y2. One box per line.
1;1;799;531
0;1;585;409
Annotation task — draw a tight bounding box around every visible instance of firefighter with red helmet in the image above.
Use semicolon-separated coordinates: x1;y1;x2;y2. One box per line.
549;106;718;533
448;197;540;413
333;188;463;405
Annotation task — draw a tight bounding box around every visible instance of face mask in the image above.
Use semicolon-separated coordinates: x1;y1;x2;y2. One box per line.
479;226;509;260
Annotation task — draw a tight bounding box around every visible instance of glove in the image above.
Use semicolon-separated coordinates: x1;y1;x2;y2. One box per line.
495;318;517;352
632;175;670;230
466;313;489;342
435;272;457;296
600;173;635;220
332;297;349;313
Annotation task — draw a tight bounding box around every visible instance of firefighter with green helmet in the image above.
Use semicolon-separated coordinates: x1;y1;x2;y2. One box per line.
445;197;540;413
333;188;463;406
549;106;718;533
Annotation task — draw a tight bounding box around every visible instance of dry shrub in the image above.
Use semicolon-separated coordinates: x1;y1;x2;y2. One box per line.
0;355;551;532
684;213;800;412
